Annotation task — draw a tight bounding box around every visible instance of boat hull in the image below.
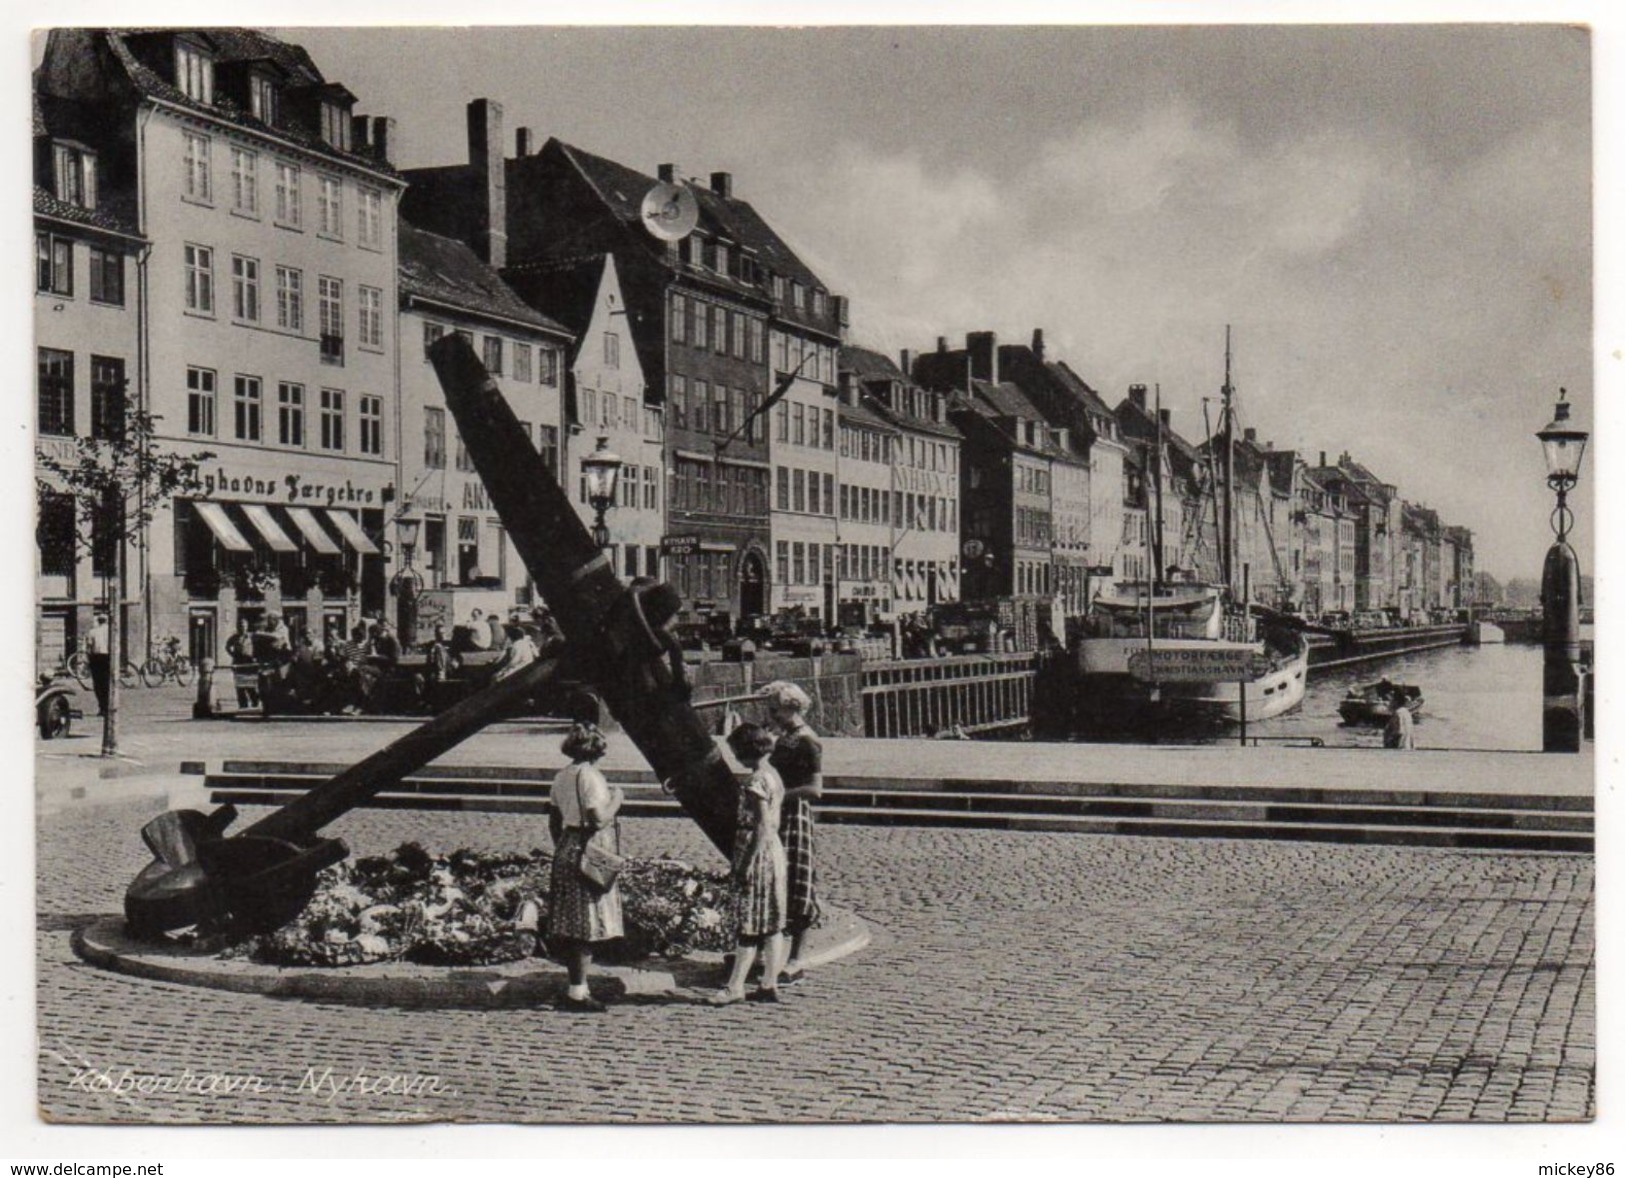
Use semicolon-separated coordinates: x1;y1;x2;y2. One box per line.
1074;635;1309;729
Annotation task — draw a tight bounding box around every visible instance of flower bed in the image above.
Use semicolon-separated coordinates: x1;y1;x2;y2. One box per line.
212;842;739;968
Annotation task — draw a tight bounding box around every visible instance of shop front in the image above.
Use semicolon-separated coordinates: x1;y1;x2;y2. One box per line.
155;463;390;661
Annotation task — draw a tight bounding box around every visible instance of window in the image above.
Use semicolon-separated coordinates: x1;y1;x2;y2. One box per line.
791;281;805;311
694;300;709;350
715;241;729;276
793;469;806;513
482;336;504;375
424;406;446;469
358;286;383;349
184;244;214;313
275;162;301;227
732;311;747;359
35;233;70;295
692;379;709;433
275;266;303;332
823;407;835;450
601;392;617;430
233;375;262;442
456;433;473;472
823;473;835;516
514;343;532;382
90;356;125;441
53;142;97;209
357;187;382;249
712;384;729;436
537;348;559;387
80;245;121;306
603;332;620;369
277;382;305;447
231;255;259;322
358;395;383;456
807;470;820;514
175;40;214;103
813;289;827;317
318;388;345;451
776;466;789;510
186;366;216;436
671;294;687;343
712;305;726;355
229;147;258;214
183;132;211;202
669;375;688;428
536;424;558;477
422;321;445;358
793;402;805;446
321;102;348;150
772;274;786;303
318;277;343;364
250;74;278;124
37;349;74;437
37;490;75;579
777;541;789;585
747;316;765;364
793;542;805;586
318;175;343;237
643;465;658;511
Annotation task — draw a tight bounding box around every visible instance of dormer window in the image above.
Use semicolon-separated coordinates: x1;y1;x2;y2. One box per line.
771;273;786;303
791;281;806;312
321;102;350;151
812;289;827;318
714;241;729;277
53;142;97;210
250;73;279;125
175;40;214;104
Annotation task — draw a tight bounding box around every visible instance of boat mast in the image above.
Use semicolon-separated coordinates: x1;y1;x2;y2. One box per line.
1222;326;1236;598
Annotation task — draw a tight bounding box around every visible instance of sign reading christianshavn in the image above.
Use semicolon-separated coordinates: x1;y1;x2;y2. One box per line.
1128;647;1264;683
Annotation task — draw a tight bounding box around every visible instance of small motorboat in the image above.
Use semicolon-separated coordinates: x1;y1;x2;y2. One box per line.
1338;679;1424;726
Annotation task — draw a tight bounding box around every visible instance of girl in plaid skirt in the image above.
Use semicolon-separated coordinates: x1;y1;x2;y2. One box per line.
763;680;822;984
548;723;624;1012
709;722;787;1005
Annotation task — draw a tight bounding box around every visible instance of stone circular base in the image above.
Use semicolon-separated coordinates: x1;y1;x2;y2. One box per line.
70;908;871;1009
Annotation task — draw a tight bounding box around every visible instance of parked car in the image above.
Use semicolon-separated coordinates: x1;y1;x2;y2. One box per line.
36;673;80;739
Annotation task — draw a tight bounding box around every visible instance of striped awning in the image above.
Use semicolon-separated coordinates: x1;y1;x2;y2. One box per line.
241;503;297;553
193;501;252;553
286;506;342;556
326;510;380;555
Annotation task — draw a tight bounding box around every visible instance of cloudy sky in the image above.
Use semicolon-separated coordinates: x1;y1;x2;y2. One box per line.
283;23;1588;581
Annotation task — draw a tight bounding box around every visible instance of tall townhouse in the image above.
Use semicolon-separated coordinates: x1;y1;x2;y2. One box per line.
37;29;405;661
33;91;148;671
1114;385;1203;589
394;221;574;640
1311;453;1398;612
510;253;665;586
1199;427;1292;606
1443;526;1474;609
767;325;841;621
402;101;847;631
838;347;963;622
830;392;900;624
1295;469;1341;616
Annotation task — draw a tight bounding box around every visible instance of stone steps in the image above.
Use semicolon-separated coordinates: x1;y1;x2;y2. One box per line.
192;760;1592;853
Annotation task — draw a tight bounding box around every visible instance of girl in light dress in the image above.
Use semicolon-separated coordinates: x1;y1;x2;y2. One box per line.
709;722;789;1006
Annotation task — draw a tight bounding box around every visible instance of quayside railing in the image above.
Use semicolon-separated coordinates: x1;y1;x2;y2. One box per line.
860;652;1037;738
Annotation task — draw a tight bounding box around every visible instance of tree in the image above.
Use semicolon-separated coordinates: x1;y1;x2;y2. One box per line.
36;399;213;756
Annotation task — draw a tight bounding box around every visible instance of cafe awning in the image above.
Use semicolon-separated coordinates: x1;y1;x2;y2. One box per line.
241;503;297;553
194;501;252;553
326;509;380;555
286;506;341;556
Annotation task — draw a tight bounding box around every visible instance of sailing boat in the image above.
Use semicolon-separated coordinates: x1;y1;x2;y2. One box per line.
1073;330;1309;730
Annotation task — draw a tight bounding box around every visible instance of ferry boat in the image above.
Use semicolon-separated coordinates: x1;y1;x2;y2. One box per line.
1076;578;1309;727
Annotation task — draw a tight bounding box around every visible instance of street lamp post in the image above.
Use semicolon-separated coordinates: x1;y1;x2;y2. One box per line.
581;436;624;553
392;516;423;647
1536;388;1588;753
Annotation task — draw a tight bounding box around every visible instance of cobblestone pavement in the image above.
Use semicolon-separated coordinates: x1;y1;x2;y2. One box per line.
37;798;1594;1124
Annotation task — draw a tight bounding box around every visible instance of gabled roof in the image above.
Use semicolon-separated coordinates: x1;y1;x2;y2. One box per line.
839;344;903;382
47;29;402;180
398;221;568;336
34;185;143;239
838;396;899;434
546;140;826;290
1264;448;1299;492
506;253;612;340
972;378;1047;423
840;344;964;440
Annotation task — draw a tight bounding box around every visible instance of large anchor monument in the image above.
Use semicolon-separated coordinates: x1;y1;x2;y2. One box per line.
124;335;739;937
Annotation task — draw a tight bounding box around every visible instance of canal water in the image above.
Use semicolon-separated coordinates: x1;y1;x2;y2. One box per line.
1242;641;1544;751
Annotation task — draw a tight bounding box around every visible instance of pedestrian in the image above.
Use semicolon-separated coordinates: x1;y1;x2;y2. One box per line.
84;611;111;716
547;723;625;1013
762;679;822;985
710;721;789;1006
1384;703;1416;750
465;607;491;651
260;612;291;663
372;620;402;666
491;623;539;681
225;616;259;708
424;624;454;684
486;609;510;652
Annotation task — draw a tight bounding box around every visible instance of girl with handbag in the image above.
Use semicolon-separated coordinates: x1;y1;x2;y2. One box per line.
547;723;625;1012
709;722;789;1006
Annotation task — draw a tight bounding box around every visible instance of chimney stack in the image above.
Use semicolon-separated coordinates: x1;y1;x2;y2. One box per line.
1032;328;1046;360
1159;408;1172;430
658;163;679;183
350;115;372;156
1128;383;1148;410
966;331;999;385
1244;427;1257;445
1320;451;1327;468
710;171;733;198
899;348;914;376
370;116;396;164
466;99;507;268
515;127;533;157
937;336;948;353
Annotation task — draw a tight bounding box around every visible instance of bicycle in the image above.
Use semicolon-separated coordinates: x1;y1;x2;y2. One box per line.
140;635;194;688
63;641;92;689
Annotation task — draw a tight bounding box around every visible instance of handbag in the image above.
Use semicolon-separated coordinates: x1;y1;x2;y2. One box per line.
574;767;626;891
